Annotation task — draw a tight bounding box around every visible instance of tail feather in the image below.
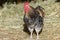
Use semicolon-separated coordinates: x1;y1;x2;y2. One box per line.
35;6;45;17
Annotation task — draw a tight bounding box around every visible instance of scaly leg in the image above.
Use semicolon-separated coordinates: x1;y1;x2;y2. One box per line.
35;26;42;40
28;27;34;40
35;29;39;40
36;31;39;40
30;30;33;39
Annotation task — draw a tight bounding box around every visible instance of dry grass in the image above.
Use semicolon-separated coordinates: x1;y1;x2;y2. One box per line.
0;0;60;40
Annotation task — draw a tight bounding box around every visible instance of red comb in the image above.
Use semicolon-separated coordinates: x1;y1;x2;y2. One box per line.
24;2;30;14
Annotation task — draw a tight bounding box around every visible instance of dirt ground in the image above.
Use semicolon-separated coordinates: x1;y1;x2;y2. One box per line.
0;0;60;40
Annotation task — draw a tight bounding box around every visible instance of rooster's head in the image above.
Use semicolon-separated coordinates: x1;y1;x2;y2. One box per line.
24;2;30;14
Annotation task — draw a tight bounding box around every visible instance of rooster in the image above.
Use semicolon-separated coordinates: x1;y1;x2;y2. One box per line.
23;2;44;40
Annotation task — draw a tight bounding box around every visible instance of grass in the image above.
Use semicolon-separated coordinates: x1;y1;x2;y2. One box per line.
0;0;60;40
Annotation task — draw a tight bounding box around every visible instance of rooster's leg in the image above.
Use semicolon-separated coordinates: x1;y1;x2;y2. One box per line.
36;31;39;40
35;29;39;40
28;27;34;39
30;29;33;39
35;30;39;39
35;26;42;40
